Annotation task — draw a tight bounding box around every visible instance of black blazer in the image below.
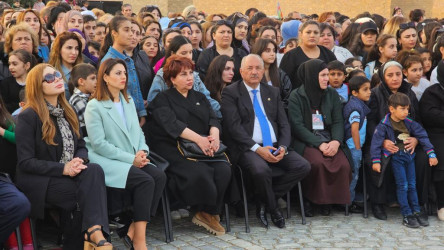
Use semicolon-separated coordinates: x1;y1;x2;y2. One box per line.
221;81;291;163
15;108;87;218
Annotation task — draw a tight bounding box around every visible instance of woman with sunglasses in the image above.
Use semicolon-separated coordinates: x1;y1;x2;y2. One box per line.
100;16;147;125
15;64;111;249
84;58;166;250
397;22;418;51
197;20;247;83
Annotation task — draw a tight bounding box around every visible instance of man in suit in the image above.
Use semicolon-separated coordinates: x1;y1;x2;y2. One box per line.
221;54;311;228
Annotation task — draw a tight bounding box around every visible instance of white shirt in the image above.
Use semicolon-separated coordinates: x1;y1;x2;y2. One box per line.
243;82;277;152
430;66;439;85
114;101;128;130
408;78;431;101
332;46;354;64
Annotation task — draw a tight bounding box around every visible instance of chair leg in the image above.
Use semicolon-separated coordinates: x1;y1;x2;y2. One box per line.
224;204;230;232
29;218;38;249
362;163;368;218
161;191;171;243
297;182;306;225
15;227;23;250
345;204;349;216
286;191;291;219
164;190;174;242
238;167;250;233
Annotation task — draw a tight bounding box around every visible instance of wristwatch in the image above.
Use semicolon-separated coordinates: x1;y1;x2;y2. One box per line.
280;145;288;155
429;153;437;159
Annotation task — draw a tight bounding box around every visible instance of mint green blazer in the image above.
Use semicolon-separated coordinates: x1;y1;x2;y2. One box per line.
84;93;149;188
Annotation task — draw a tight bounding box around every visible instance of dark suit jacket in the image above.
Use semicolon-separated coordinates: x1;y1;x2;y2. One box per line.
15;108;87;218
221;81;291;163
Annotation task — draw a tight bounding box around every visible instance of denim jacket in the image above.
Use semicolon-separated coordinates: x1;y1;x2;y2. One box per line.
370;114;435;164
102;47;147;117
147;68;221;118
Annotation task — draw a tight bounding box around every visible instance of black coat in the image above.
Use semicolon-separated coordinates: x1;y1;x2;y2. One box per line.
279;46;336;90
221;81;290;164
15;108;88;218
196;46;247;83
132;46;155;100
278;69;292;109
420;83;444;170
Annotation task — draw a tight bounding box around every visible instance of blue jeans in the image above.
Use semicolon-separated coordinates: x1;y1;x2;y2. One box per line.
391;151;420;216
349;148;362;202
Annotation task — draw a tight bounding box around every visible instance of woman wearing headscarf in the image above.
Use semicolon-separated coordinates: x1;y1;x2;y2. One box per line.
288;59;351;216
226;12;250;54
419;61;444;221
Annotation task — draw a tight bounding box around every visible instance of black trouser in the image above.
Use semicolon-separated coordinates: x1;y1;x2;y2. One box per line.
45;163;108;233
0;180;30;245
199;161;232;215
125;164;166;222
435;180;444;209
239;151;311;210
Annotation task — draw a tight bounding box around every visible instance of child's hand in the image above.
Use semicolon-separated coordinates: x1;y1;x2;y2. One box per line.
372;163;381;173
429;157;438;166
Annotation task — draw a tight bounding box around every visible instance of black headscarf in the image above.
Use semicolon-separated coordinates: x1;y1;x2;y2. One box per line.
437;60;444;88
297;59;327;109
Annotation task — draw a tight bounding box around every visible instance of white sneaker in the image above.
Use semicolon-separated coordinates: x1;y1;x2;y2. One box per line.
438;208;444;221
171;210;181;220
178;208;190;218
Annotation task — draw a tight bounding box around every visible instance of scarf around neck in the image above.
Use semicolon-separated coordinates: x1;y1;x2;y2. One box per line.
46;101;74;164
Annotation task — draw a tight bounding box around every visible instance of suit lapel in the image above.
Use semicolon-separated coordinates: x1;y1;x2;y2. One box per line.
103;99;132;142
238;82;254;115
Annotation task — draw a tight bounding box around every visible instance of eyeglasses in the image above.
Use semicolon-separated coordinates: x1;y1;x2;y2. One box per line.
399;22;415;30
43;71;62;83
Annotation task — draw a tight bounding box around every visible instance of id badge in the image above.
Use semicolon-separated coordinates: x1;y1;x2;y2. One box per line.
312;110;324;130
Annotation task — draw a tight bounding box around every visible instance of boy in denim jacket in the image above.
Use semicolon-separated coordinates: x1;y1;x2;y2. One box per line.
371;93;438;228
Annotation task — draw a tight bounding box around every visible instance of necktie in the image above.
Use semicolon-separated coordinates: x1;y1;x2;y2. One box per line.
251;89;272;147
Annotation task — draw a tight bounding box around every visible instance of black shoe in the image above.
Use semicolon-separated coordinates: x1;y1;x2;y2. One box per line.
303;200;314;217
414;211;429;227
270;208;285;228
371;204;387;220
122;235;134;250
349;203;364;213
403;215;420;228
256;204;268;228
319;205;331;216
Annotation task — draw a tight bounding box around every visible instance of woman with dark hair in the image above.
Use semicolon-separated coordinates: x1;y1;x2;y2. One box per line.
16;9;50;62
147;55;231;236
148;35;220;117
140;35;161;67
153;28;181;73
318;11;336;26
339;22;360;49
100;16;147;124
140;5;162;22
204;55;234;103
280;21;337;89
144;20;162;41
364;34;398;79
226;12;250;54
196;20;247;82
409;9;425;25
349;21;378;62
396;22;418;51
419;61;444;221
189;20;203;62
84;58;166;250
251;39;292;108
46;7;67;38
318;23;353;63
288;59;351;216
16;63;111;249
256;26;277;43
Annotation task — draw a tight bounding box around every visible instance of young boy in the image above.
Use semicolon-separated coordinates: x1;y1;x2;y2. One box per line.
68;63;97;136
343;76;371;212
371;93;438;228
327;60;348;103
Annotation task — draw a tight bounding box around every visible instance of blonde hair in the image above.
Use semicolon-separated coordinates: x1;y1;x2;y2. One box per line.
382;16;408;36
98;13;113;24
92;8;105;19
24;64;80;145
4;23;39;54
182;5;196;18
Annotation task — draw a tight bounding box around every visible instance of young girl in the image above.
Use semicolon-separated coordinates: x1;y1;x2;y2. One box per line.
140;35;161;67
397;22;418;51
189;21;203;62
429;36;444;84
49;31;83;100
416;48;432;80
0;50;36;113
345;57;364;70
397;50;431;100
251;38;292;107
365;34;398;79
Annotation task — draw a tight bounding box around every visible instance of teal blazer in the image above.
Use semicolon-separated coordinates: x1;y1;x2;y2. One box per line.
84;93;149;188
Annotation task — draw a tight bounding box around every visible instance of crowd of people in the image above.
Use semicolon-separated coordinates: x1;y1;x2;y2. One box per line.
1;1;444;249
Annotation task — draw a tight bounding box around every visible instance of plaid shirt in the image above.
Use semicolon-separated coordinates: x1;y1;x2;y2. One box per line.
69;88;90;128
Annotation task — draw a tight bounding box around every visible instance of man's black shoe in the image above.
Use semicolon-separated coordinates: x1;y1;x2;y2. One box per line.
350;203;364;213
371;204;387;220
414;211;429;227
270;208;285;228
403;215;420;228
319;205;331;216
303;200;314;217
256;204;268;228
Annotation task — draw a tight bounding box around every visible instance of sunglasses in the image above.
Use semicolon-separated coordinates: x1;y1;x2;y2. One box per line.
233;12;248;20
399;22;415;30
215;20;233;27
43;71;62;83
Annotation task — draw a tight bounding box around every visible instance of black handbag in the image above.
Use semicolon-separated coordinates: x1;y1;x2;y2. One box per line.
148;151;170;171
177;138;230;163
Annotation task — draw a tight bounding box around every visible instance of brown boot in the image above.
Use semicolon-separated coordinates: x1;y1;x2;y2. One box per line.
214;215;220;222
192;211;225;236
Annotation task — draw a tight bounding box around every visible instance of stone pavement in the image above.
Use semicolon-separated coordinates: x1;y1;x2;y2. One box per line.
38;205;444;249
